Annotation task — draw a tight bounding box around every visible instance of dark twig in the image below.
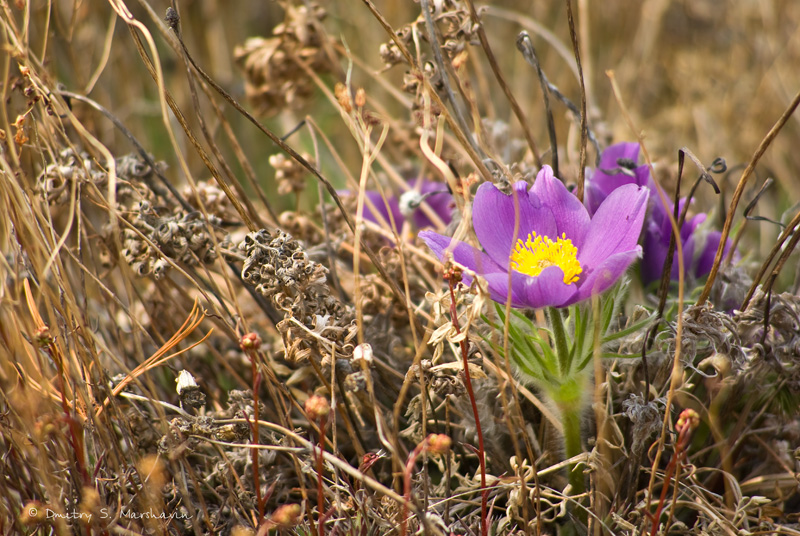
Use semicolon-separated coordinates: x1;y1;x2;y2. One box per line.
516;33;559;177
359;0;493;182
741;210;800;310
565;0;588;202
516;33;602;171
463;0;541;167
698;87;800;305
55;90;194;214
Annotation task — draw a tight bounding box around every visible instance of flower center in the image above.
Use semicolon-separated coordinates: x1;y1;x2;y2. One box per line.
509;232;582;284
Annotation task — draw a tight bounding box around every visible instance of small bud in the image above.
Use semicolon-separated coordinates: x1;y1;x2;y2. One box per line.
355;88;366;108
270;503;301;528
305;394;330;421
676;409;700;432
239;332;262;351
34;325;53;347
334;83;352;113
444;265;462;284
164;7;179;30
352;343;373;365
426;433;451;455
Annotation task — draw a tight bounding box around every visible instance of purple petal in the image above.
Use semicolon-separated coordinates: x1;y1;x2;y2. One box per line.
695;231;738;278
421;230;526;305
420;230;506;274
361;190;403;229
483;267;578;308
407;180;454;228
578;184;649;271
598;142;640;171
512;266;578;308
575;247;642;302
531;165;590;248
584;171;605;216
640;217;698;286
412;191;454;228
684;212;707;241
640;221;669;286
592;143;650;197
472;181;557;267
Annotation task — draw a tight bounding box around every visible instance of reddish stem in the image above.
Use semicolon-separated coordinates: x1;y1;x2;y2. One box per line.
648;416;696;535
400;438;429;536
446;270;488;536
46;343;90;486
317;416;327;536
246;352;264;522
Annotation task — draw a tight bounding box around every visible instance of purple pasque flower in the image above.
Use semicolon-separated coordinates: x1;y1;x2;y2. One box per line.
640;195;707;285
585;142;651;216
696;230;738;278
357;179;453;230
586;142;739;285
420;165;648;309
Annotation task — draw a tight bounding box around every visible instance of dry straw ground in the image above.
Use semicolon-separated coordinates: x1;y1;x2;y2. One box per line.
3;0;800;535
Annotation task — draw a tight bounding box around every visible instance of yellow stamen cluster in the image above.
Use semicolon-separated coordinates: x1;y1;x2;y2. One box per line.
510;232;582;284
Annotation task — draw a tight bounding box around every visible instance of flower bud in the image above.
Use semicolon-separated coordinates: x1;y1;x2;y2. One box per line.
270;503;301;528
305;394;330;421
676;409;700;432
426;433;451;455
355;88;366;108
239;332;262;351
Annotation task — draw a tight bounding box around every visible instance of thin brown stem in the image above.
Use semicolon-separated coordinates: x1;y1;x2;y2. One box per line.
698;87;800;305
446;270;487;536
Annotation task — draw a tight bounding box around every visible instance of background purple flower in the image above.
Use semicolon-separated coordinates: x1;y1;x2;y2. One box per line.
420;166;648;309
349;179;453;231
640;196;706;285
585;142;651;216
586;142;739;285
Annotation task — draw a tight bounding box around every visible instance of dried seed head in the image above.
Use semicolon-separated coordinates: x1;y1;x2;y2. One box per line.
176;370;198;395
305;394;330;420
234;2;332;115
270;152;312;195
34;325;53;347
175;369;206;411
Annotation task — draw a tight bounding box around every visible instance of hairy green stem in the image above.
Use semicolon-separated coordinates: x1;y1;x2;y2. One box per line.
547;307;571;375
561;406;585;495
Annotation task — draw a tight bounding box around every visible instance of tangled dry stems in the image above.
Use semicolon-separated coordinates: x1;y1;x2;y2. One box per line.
3;1;800;535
